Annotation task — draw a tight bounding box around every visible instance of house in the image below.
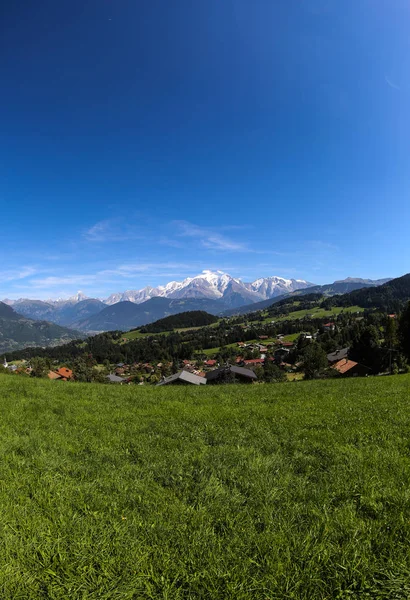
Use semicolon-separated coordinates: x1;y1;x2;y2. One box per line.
327;348;349;364
323;323;335;331
205;365;257;384
331;358;370;377
107;374;127;384
47;367;73;381
204;359;217;367
243;358;264;366
48;371;63;380
156;370;207;386
274;348;290;363
55;367;73;380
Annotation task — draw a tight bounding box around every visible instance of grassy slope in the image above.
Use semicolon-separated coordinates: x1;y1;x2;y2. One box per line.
265;304;364;323
0;375;410;599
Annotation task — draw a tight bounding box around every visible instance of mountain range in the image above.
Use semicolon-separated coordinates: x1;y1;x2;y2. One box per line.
2;270;391;335
3;271;313;327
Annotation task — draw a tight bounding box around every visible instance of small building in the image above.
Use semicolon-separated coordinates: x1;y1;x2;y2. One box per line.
331;359;370;377
204;359;217;367
327;348;349;364
156;370;207;386
55;367;73;380
205;365;257;384
243;358;264;366
48;371;63;380
274;348;290;363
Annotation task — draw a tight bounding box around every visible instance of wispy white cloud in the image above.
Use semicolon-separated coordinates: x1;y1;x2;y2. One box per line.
172;220;248;252
83;219;144;243
385;76;401;91
0;267;38;283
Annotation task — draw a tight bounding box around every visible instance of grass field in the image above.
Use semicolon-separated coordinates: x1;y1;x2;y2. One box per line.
0;374;410;598
266;305;364;323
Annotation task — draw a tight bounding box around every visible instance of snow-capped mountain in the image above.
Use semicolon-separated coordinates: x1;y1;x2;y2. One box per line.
247;276;313;298
104;270;314;305
46;291;89;305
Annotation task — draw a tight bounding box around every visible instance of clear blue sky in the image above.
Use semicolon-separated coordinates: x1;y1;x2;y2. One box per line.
2;0;410;299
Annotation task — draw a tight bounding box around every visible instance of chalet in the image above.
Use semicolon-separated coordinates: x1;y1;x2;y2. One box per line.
48;371;63;380
243;358;264;366
331;358;370;378
56;367;73;380
204;359;217;367
205;365;257;384
327;348;349;364
47;367;73;381
323;323;335;332
156;370;207;386
274;348;290;363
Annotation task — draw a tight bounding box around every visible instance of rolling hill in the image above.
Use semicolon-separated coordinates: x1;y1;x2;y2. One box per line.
139;310;219;333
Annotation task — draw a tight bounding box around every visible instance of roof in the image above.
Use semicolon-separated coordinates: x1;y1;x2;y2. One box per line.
48;371;62;380
243;358;264;365
156;370;206;386
204;359;217;366
332;359;358;374
56;367;73;379
206;366;257;381
230;366;257;379
107;374;126;383
327;348;349;363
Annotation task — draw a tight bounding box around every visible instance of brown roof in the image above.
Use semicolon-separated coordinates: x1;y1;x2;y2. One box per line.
48;371;62;380
332;359;358;374
56;367;73;379
205;359;217;366
243;359;264;365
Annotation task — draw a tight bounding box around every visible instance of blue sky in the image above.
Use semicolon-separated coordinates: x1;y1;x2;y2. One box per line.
2;0;410;299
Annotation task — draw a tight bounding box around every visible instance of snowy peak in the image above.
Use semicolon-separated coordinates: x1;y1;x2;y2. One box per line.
249;276;314;298
103;271;314;305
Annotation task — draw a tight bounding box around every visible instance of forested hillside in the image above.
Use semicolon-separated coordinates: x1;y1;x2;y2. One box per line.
0;302;82;353
139;310;219;333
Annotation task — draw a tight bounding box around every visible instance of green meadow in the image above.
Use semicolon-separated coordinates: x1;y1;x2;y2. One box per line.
0;374;410;599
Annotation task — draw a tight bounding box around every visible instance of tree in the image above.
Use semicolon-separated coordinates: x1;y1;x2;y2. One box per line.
302;343;328;380
263;361;286;383
398;302;410;361
384;316;398;349
350;325;383;373
30;357;50;378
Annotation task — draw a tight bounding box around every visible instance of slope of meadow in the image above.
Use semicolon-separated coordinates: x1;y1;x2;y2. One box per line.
0;374;410;598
